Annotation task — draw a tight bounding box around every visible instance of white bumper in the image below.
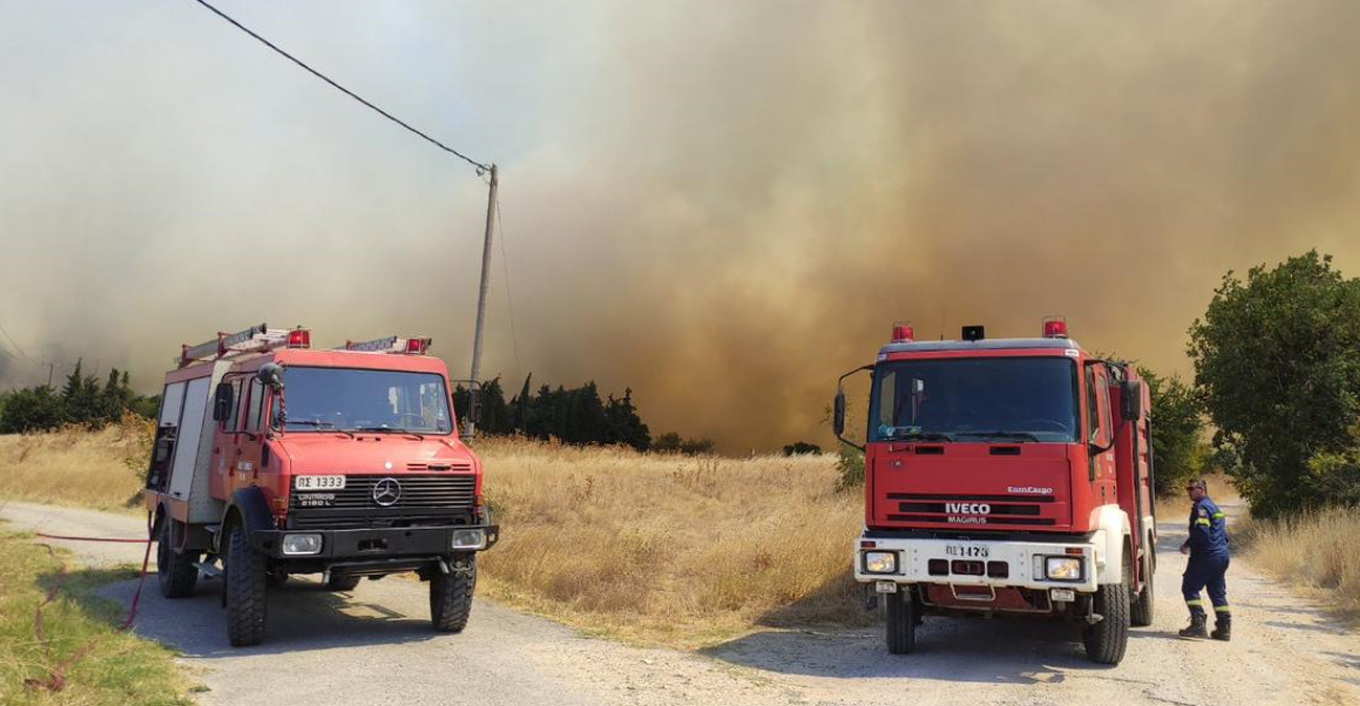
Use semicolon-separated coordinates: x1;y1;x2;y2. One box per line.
855;535;1101;593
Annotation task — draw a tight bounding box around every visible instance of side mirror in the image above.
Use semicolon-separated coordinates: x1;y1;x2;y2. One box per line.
1121;380;1142;421
833;390;847;436
257;362;284;389
212;382;234;422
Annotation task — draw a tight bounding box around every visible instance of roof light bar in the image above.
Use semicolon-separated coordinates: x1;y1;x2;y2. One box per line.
343;336;433;354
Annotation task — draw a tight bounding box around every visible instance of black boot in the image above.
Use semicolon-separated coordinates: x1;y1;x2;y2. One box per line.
1179;612;1208;638
1211;614;1232;641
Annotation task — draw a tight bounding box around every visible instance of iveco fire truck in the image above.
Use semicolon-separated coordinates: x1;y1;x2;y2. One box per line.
144;324;498;647
835;319;1154;664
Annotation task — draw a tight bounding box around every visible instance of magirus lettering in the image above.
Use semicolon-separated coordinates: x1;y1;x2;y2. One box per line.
944;502;990;515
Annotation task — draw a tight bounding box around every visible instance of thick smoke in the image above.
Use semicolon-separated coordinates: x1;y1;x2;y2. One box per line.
3;1;1360;451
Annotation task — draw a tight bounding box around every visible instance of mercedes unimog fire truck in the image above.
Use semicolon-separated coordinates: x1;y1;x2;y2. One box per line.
835;319;1155;665
144;325;498;647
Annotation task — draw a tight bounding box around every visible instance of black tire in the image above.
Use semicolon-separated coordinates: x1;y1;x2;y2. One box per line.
326;574;362;591
430;555;476;633
1131;551;1155;628
157;519;200;599
886;588;917;655
1084;557;1131;665
225;526;268;647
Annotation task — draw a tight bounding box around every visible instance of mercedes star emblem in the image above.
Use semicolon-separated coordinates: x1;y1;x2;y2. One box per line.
372;477;402;507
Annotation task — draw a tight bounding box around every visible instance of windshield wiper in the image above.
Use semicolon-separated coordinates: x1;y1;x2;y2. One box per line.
882;429;955;442
354;426;426;440
286;419;355;438
953;430;1042;442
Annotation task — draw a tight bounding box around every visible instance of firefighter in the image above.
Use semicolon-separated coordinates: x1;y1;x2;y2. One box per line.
1178;478;1231;640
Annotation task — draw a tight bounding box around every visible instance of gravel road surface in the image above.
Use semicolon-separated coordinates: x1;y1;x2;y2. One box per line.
3;500;1357;706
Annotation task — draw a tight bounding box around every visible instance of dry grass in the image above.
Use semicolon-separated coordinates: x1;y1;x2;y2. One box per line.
1239;507;1360;619
0;419;151;513
0;427;869;648
472;436;869;647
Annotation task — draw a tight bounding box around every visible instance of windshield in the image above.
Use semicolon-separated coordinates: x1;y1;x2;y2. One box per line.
276;367;454;435
868;357;1079;443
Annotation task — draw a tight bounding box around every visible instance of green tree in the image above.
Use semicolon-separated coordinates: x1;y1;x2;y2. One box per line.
0;386;65;433
653;432;683;453
1136;367;1204;496
1188;251;1360;516
603;389;651;451
60;359;102;426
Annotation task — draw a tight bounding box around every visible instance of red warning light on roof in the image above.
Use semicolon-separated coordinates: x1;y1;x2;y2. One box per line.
1042;317;1068;339
287;329;311;348
405;337;431;354
892;323;915;343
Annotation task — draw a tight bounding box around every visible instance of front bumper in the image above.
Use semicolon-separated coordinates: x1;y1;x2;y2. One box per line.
251;523;499;560
854;534;1099;593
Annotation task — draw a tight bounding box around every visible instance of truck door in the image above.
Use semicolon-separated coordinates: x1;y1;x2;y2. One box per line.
237;379;269;491
1084;364;1118;505
212;377;249;497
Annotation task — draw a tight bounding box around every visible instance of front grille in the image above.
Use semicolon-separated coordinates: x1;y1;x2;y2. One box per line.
288;474;476;529
885;492;1058;527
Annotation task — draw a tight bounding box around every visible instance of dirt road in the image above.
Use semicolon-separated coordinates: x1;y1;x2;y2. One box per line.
3;500;1358;706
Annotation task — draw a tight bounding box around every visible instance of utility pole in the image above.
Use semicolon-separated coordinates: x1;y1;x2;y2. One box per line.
47;362;54;388
465;164;498;439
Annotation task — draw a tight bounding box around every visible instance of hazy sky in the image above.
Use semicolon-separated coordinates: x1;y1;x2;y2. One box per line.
2;1;1360;451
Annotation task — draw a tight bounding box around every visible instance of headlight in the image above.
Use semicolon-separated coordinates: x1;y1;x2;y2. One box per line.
281;533;323;556
451;529;487;550
863;551;898;574
1045;556;1083;581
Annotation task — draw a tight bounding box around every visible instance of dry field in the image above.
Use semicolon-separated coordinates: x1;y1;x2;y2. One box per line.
473;437;868;646
1239;507;1360;619
0;419;150;513
0;427;868;647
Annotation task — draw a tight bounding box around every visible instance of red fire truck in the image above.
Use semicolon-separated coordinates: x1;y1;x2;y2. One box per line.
144;325;498;647
835;319;1155;664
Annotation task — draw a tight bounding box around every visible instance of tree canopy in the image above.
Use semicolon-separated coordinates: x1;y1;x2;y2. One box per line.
1189;251;1360;516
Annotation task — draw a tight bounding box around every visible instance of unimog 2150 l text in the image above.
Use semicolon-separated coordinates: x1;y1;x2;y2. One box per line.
144;324;498;646
835;319;1155;665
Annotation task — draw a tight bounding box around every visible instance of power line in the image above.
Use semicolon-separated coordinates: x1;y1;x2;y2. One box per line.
191;0;492;174
0;321;40;365
495;194;522;376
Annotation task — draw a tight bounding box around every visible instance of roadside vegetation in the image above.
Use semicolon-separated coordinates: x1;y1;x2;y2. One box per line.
1188;251;1360;616
473;436;867;647
0;530;193;705
1238;508;1360;620
0;417;150;512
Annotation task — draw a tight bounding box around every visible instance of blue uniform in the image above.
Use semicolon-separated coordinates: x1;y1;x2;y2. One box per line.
1182;496;1230;618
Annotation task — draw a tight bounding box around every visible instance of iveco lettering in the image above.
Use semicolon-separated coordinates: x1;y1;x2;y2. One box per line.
143;325;499;647
835;318;1156;665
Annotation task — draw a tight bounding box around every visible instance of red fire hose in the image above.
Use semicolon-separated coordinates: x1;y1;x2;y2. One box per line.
24;512;154;692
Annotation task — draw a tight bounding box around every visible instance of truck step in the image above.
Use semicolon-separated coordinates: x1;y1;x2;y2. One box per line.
193;560;223;579
204;524;220;535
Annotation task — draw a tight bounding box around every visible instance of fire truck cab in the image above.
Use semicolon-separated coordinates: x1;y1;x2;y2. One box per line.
836;319;1155;665
144;324;497;647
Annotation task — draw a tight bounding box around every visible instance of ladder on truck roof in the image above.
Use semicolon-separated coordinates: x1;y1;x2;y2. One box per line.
177;324;311;367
